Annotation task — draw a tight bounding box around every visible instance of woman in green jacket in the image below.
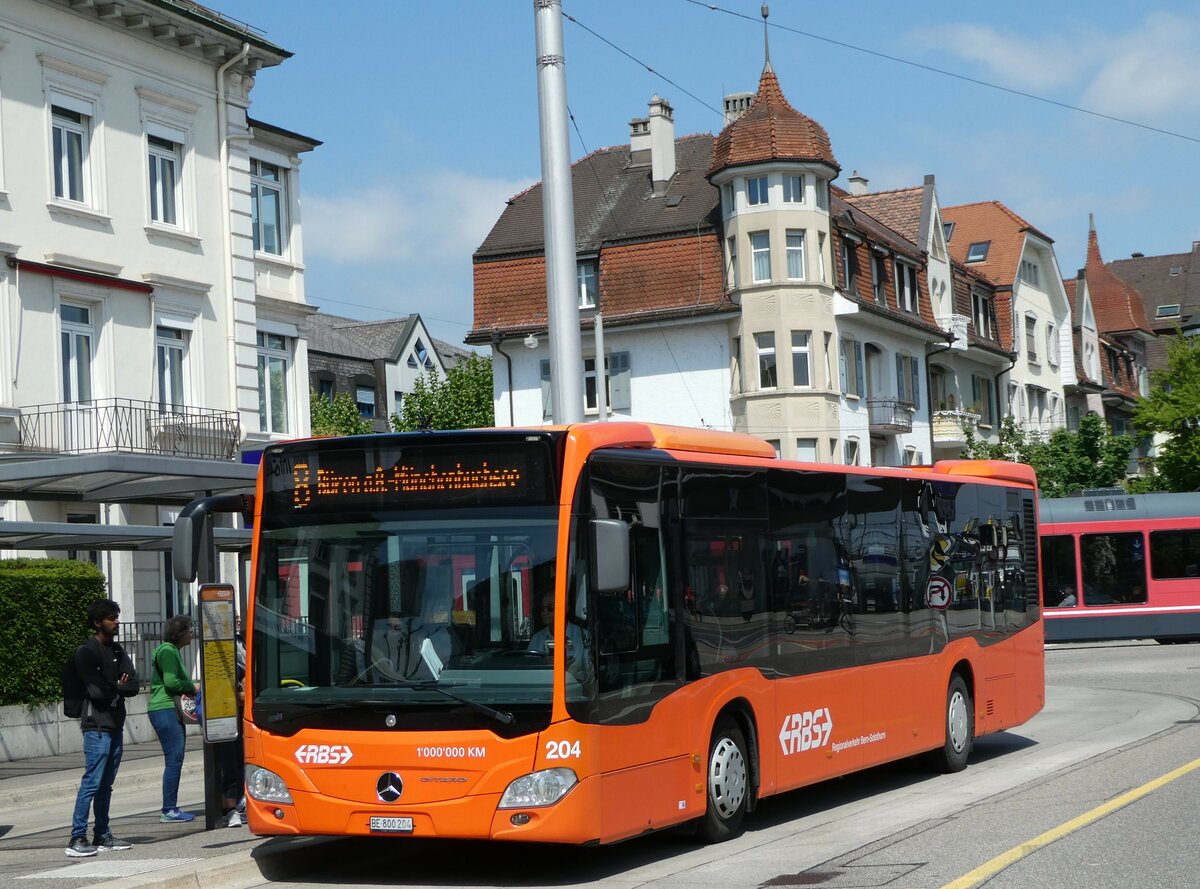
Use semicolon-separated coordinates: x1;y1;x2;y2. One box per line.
149;615;198;822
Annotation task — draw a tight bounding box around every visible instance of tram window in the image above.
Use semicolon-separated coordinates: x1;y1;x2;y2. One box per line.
1150;529;1200;579
1080;532;1147;605
1041;535;1078;607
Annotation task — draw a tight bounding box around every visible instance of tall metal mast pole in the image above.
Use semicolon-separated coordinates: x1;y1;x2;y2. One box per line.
534;0;584;423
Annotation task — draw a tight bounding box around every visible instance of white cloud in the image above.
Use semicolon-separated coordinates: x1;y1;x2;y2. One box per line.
1082;13;1200;120
913;23;1087;92
303;171;533;266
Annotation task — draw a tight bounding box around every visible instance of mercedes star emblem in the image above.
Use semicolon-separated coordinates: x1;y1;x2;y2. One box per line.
376;772;403;803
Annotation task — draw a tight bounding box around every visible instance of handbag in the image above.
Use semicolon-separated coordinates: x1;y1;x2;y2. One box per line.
155;648;199;726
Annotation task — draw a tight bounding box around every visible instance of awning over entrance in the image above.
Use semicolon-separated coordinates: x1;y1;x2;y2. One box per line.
0;521;251;551
0;453;258;505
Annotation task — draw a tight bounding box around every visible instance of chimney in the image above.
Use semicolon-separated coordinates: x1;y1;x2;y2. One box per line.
629;117;650;167
723;91;753;125
848;170;869;196
1131;252;1144;258
648;95;675;196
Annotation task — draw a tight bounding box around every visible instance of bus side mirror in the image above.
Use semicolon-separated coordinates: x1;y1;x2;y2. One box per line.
590;519;630;593
173;513;201;584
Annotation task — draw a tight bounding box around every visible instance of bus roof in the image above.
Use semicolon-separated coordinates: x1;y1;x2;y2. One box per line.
1040;490;1200;524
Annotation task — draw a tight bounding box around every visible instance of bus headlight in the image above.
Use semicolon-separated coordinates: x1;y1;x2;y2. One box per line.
245;765;294;804
498;767;578;808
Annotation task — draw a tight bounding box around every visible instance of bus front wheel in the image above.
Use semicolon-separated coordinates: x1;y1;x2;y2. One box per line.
697;716;749;843
924;674;973;773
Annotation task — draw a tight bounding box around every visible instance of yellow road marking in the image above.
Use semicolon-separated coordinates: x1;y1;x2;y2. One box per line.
940;755;1200;889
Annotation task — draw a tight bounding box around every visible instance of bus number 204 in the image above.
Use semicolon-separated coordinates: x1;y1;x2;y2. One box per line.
545;739;582;759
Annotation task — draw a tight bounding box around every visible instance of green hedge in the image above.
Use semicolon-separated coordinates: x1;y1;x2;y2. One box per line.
0;559;107;707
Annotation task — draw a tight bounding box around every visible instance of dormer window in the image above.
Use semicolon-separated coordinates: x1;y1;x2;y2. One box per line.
747;175;768;206
577;260;597;308
943;222;955;243
1020;259;1041;287
966;241;990;263
1157;304;1181;318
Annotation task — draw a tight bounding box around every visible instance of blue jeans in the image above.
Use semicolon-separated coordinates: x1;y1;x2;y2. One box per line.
71;729;123;839
149;707;186;811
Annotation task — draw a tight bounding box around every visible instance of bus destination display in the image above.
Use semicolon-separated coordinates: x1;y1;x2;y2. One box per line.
265;441;552;513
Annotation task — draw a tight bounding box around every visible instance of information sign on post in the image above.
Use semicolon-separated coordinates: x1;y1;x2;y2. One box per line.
199;583;240;743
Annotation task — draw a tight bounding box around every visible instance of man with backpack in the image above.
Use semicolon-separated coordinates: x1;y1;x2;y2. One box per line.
64;599;139;858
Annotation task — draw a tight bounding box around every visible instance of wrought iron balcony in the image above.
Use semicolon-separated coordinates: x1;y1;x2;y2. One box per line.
867;398;914;434
932;409;981;447
19;398;240;460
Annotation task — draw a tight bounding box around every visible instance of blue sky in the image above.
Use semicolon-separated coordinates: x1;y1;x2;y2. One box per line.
214;1;1200;347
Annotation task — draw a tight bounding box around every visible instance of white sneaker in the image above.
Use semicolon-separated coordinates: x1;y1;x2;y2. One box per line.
226;810;243;828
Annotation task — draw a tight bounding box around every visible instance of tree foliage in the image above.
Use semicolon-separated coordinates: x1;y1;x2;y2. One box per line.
1132;335;1200;493
962;412;1134;498
391;354;494;432
310;390;373;437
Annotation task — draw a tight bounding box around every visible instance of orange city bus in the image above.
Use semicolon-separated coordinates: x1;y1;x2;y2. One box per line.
175;422;1044;844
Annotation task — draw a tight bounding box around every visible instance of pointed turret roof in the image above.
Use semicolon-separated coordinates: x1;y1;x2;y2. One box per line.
707;66;839;177
1085;215;1154;337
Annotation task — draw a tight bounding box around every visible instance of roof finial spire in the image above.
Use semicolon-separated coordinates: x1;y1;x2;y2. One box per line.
762;4;772;71
1088;211;1095;233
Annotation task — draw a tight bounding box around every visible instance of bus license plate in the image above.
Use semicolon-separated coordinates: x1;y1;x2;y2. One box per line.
369;816;413;833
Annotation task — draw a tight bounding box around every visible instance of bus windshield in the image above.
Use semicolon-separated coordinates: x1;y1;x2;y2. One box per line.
250;434;567;735
253;511;561;732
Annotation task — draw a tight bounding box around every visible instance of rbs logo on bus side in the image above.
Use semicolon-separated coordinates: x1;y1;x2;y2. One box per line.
778;708;833;755
295;744;354;765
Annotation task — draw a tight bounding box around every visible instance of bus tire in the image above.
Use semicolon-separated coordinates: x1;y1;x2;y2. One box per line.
924;674;973;773
697;716;749;843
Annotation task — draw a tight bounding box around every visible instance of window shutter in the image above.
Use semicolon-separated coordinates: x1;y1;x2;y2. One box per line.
854;342;865;397
609;352;631;410
911;358;920;411
895;354;904;401
540;359;552;420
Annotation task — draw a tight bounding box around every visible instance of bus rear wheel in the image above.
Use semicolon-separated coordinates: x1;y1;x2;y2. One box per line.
697;716;749;843
924;674;973;773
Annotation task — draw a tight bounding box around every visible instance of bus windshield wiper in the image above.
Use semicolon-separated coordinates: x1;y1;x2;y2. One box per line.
394;679;516;726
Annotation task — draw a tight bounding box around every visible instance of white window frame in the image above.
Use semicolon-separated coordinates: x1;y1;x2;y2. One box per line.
972;290;994;340
730;336;741;395
844;437;860;466
1025;314;1039;364
966;241;990;263
786;230;806;280
723;184;734;217
1046;322;1058;367
148;135;181;227
790;331;811;389
817;232;826;283
750;231;771;283
755;332;777;390
139;87;198;237
895;261;919;313
747;175;768;206
256;330;291;434
60;301;94;404
871;251;887;305
42;57;107;216
726;236;738;290
155;324;189;411
51;104;89;205
356;383;376;419
766;439;781;457
1021;259;1041;287
783;174;805;204
577;260;597;309
796;438;818;462
251;157;288;256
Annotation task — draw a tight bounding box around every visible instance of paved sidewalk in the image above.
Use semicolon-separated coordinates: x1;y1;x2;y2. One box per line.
0;736;319;889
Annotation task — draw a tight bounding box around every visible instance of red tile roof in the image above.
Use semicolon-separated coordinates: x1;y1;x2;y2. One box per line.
1084;224;1154;337
708;66;838;176
941;201;1050;286
843;186;923;244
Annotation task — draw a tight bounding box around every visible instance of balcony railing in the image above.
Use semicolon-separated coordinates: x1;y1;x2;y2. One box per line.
867;398;914;434
19;398;240;460
932;409;981;447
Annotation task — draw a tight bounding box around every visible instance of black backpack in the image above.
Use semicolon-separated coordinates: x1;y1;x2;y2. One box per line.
61;645;86;719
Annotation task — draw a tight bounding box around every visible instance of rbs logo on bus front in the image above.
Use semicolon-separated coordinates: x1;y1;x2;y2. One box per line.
295;744;354;765
778;708;833;756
